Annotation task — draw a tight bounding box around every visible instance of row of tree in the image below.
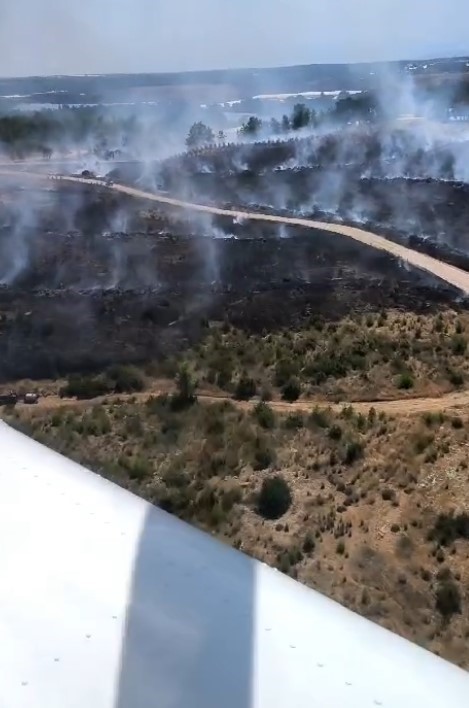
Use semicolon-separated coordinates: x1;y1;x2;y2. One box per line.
185;103;320;149
0;107;137;159
241;103;320;136
185;93;380;148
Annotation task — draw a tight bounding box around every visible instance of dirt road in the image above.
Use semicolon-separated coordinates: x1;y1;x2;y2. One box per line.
2;168;469;295
16;385;469;418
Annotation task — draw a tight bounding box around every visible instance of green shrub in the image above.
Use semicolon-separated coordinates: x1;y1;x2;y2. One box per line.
328;424;343;441
308;407;329;428
451;335;467;356
257;475;292;520
397;372;414;390
281;378;301;403
60;374;112;400
428;512;469;546
447;369;464;387
107;365;145;393
129;456;153;481
343;440;364;465
435;580;462;620
170;365;197;410
274;358;299;387
253;402;276;429
234;375;257;401
284;413;304;430
303;533;315;553
305;354;347;384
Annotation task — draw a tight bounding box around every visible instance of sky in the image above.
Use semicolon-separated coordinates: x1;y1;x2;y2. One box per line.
0;0;468;77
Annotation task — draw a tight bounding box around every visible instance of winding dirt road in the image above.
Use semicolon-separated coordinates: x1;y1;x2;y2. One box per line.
2;168;469;294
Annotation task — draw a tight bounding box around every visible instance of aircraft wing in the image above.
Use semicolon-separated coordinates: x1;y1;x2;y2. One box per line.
0;419;467;708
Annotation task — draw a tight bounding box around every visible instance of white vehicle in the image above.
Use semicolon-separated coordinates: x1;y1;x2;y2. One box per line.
0;423;468;708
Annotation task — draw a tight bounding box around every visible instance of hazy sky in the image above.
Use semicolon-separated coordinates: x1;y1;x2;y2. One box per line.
1;0;468;76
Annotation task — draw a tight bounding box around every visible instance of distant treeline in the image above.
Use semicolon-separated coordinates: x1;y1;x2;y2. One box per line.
240;93;379;136
186;93;380;148
0;107;135;158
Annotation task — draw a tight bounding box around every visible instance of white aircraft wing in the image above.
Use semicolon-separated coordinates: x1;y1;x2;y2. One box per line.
0;419;467;708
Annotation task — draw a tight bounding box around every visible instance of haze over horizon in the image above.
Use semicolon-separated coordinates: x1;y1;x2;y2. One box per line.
0;0;468;77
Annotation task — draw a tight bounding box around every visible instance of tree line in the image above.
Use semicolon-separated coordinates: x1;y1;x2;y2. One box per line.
185;93;379;148
0;107;135;159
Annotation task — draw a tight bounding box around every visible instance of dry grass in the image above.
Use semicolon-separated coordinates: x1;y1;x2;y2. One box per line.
183;309;469;402
6;393;469;669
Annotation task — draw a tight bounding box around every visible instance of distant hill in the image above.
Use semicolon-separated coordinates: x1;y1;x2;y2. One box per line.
0;56;468;108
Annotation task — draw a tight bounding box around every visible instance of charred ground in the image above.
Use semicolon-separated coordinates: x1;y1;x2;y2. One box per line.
144;127;469;271
0;177;458;382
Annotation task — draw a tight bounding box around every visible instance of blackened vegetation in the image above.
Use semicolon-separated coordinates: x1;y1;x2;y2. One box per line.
0;181;458;382
157;132;469;266
0;245;456;382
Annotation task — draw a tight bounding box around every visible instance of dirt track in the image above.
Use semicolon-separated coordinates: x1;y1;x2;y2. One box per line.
17;385;469;417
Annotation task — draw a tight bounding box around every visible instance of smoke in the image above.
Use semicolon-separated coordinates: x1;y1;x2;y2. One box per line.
145;59;469;264
0;184;54;284
1;0;469;298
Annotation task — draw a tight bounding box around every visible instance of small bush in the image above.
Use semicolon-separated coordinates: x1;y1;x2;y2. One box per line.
253;402;276;429
234;375;257;401
284;413;304;430
128;456;153;481
60;374;112;400
397;372;414;390
451;335;467;356
308;407;329;429
428;512;469;546
328;424;343;441
170;365;197;410
435;580;462;620
343;440;364;465
381;487;396;502
107;365;145;393
336;540;345;555
414;432;434;454
252;438;276;471
422;411;445;428
274;358;299;387
281;378;301;403
303;533;315;554
447;369;464;387
257;475;292;520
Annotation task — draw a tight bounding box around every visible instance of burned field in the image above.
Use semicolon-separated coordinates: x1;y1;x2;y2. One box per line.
147;128;469;272
0;177;459;382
